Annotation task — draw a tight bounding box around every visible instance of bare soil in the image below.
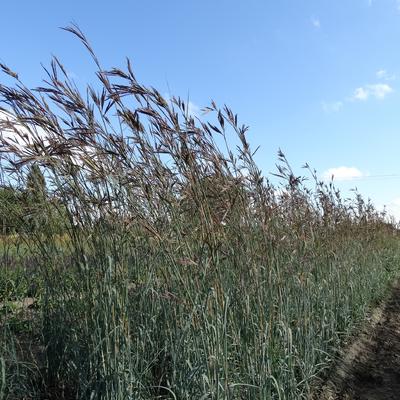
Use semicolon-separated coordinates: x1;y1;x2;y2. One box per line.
317;281;400;400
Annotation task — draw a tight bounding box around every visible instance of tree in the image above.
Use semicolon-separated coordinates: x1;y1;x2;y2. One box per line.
26;164;46;204
0;186;23;234
25;164;47;232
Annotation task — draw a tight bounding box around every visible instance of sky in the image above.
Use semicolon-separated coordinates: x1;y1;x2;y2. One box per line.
1;0;400;218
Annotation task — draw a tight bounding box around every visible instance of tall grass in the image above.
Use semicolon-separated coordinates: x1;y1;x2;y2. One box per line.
0;26;399;399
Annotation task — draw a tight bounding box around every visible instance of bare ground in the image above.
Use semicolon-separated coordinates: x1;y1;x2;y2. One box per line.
317;281;400;400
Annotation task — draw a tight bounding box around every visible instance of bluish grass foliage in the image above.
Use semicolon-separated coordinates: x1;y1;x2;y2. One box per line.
0;26;399;399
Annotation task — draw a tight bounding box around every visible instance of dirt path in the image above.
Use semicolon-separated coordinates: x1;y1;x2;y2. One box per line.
319;282;400;399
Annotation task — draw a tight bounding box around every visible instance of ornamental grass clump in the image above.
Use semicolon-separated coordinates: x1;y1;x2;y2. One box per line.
0;25;399;399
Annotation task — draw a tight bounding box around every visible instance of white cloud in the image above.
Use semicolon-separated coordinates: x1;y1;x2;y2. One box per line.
352;87;369;101
376;69;396;80
187;101;200;117
322;166;365;182
322;101;343;113
372;83;394;98
0;110;116;171
163;94;200;118
368;83;393;99
384;197;400;222
376;69;387;79
370;1;400;12
311;17;321;28
0;110;49;151
66;70;78;80
351;83;393;101
321;75;394;113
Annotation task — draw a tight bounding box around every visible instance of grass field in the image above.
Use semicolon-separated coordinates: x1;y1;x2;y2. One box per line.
1;27;399;399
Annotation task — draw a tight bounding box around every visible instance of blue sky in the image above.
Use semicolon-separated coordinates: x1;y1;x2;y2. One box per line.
1;0;400;218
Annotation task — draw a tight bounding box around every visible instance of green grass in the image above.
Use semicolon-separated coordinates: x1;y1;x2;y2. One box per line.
1;230;398;399
0;25;399;399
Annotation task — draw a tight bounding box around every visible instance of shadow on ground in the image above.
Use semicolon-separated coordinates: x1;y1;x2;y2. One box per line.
318;282;400;400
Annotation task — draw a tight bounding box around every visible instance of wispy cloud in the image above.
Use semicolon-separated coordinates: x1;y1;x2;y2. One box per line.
311;17;321;28
376;69;396;81
163;94;200;117
0;110;102;168
384;197;400;221
0;109;49;150
322;73;394;113
187;101;200;117
322;101;343;113
352;87;369;101
350;83;393;101
369;0;400;11
66;70;78;80
322;166;366;182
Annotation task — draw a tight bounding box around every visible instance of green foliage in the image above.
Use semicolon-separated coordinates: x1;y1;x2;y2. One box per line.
0;187;23;235
0;267;28;303
0;327;42;400
24;165;48;233
26;165;46;203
